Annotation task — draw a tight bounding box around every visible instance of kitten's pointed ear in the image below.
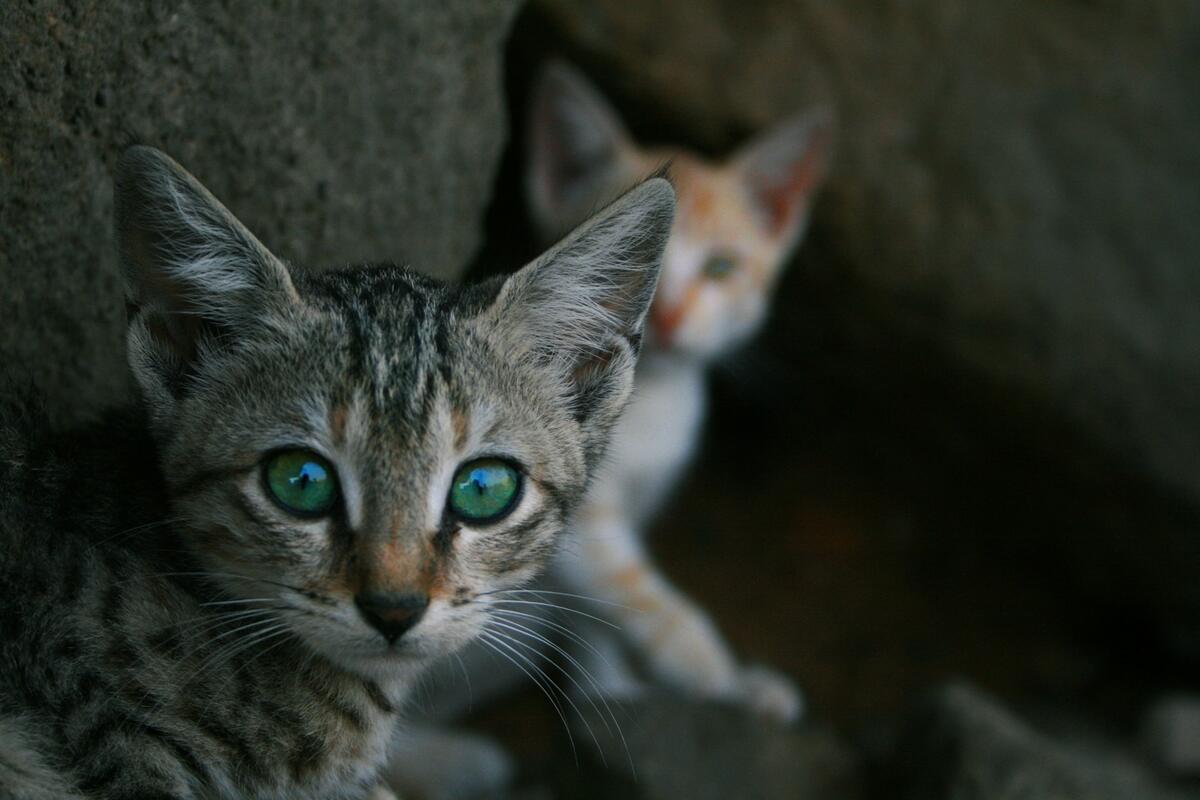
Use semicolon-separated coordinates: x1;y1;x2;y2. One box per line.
489;177;675;439
115;146;298;412
732;107;834;244
526;60;636;239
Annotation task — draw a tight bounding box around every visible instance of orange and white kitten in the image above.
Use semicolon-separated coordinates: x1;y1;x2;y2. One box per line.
527;62;832;720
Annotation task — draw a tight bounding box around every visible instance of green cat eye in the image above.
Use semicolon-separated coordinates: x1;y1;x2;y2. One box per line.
262;449;339;517
448;458;522;523
702;254;738;280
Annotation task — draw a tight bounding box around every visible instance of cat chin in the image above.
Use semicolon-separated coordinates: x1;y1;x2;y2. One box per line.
302;626;483;683
311;639;435;682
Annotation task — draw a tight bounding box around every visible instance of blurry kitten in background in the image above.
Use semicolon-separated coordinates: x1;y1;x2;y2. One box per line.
526;61;833;720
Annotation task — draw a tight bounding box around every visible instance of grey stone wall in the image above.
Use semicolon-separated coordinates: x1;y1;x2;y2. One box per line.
1;0;520;425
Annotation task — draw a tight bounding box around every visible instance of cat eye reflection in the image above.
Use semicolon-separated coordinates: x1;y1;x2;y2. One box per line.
702;253;738;280
262;449;339;517
448;458;522;523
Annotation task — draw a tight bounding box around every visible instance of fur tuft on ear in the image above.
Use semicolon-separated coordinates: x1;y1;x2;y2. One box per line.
526;60;637;242
114;146;298;417
488;176;675;431
732;107;835;243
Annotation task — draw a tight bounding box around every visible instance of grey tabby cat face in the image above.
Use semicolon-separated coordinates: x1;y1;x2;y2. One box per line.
115;146;673;677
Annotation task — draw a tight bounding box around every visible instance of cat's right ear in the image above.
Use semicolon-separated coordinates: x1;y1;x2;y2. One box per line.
115;146;299;418
526;60;635;239
731;107;834;245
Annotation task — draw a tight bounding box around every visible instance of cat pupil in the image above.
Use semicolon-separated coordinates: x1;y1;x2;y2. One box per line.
290;463;324;492
703;253;737;280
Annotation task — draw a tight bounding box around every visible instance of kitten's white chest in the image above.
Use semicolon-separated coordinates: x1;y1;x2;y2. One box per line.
596;355;707;525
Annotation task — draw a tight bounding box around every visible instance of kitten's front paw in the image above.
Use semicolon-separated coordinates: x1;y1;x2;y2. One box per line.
735;664;805;723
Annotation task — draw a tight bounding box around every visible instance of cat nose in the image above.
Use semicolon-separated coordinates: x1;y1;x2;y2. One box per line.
354;591;429;643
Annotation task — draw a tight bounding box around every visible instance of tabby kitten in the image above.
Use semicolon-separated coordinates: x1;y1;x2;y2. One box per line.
526;62;832;720
0;146;673;799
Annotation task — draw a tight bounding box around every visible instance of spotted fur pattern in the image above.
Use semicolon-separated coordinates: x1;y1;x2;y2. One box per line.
0;147;673;799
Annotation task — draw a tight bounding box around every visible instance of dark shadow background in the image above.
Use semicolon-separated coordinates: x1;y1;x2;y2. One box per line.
460;2;1200;794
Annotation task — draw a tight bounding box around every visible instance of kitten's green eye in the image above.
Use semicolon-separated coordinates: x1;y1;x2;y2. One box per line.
263;449;339;517
448;458;522;523
702;254;738;280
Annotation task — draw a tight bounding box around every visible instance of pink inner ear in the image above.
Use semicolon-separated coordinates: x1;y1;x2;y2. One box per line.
757;127;832;236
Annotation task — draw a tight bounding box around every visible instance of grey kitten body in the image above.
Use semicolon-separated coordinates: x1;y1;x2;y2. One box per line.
0;148;673;799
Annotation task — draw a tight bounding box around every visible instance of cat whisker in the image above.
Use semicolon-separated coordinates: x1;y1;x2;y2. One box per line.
182;613;288;671
479;598;621;630
84;515;193;552
199;597;281;608
479;588;638;612
165;606;285;639
488;617;611;724
453;652;474;714
481;628;606;764
477;631;579;764
183;620;294;694
223;625;299;684
117;569;334;604
487;616;632;770
113;606;283;705
486;607;616;670
130;614;293;724
162;624;296;718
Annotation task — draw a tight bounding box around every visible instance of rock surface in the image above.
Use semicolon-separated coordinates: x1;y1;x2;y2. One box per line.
523;0;1200;633
0;0;519;425
890;684;1196;800
1144;694;1200;776
556;691;862;800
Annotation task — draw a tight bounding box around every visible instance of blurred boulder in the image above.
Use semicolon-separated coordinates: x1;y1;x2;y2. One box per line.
528;0;1200;631
892;683;1194;800
0;0;519;425
556;690;863;800
1143;694;1200;776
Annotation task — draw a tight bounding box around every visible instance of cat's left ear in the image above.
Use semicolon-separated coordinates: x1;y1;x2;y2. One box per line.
732;107;834;245
486;177;675;446
114;146;299;423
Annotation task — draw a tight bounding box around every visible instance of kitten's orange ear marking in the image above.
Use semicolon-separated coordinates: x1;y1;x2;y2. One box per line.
733;107;835;240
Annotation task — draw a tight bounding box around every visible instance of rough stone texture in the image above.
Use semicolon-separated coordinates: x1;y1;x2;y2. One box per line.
521;0;1200;632
1143;694;1200;776
891;684;1196;800
1;0;519;426
555;691;862;800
